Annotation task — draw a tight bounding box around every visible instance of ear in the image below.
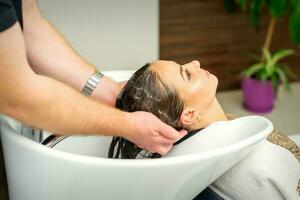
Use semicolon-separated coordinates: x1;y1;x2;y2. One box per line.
179;107;199;126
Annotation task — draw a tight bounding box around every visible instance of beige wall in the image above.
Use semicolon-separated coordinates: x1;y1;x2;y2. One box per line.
38;0;159;71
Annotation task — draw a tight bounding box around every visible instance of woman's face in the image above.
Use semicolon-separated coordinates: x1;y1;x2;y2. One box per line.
151;60;218;114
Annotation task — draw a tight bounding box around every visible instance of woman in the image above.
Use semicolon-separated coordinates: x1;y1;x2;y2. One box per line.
108;60;300;199
109;60;228;158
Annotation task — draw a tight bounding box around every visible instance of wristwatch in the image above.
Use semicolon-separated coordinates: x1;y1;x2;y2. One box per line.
81;69;104;96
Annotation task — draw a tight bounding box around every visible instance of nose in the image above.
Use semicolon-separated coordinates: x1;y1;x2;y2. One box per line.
184;60;201;73
192;60;201;68
182;60;201;72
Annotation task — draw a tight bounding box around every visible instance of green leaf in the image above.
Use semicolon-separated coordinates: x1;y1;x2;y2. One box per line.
243;62;265;77
272;48;294;64
265;48;294;76
250;0;265;27
257;68;269;80
289;1;300;45
280;63;299;79
224;0;236;13
269;0;289;18
271;74;279;92
263;48;273;76
276;67;291;91
262;48;272;62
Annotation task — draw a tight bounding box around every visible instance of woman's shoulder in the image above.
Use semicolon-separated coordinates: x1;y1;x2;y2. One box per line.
226;113;300;162
267;130;300;162
226;113;300;195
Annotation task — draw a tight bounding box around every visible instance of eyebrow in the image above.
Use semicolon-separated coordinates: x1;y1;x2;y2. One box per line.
179;65;185;80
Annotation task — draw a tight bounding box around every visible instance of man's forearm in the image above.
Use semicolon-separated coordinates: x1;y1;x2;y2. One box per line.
22;0;120;106
5;74;131;137
0;3;184;155
0;23;133;138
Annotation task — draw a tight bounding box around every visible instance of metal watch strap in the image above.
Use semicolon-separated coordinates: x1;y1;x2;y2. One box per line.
81;70;104;96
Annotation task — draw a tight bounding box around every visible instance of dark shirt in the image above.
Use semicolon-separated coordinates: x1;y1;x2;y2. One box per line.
0;0;22;32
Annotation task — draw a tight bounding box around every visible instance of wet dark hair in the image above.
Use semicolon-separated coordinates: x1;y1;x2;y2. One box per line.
108;63;184;159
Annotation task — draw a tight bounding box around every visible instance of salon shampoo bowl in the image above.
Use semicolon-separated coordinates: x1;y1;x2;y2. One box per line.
0;71;273;200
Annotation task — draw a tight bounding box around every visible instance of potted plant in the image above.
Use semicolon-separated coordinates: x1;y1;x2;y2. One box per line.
224;0;300;113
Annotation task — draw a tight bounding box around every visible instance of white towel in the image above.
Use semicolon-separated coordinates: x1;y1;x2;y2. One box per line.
210;140;300;200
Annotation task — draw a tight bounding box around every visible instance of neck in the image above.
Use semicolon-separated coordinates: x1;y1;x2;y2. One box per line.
190;98;228;130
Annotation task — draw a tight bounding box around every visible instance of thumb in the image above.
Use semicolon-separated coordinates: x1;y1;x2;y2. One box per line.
179;129;188;137
175;129;188;143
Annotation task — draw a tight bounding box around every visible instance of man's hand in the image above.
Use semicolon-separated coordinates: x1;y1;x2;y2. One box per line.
124;111;188;155
89;78;127;107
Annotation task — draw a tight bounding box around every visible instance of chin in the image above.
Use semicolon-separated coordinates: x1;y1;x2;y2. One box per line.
211;74;218;87
212;75;218;96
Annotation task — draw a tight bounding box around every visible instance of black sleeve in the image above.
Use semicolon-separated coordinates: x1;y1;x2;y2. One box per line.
0;0;18;32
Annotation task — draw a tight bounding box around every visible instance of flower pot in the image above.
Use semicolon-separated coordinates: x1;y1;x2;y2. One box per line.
241;77;276;113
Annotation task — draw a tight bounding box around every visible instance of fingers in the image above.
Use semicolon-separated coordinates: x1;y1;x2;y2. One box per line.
159;122;188;142
175;129;188;142
159;123;183;141
149;143;173;156
143;136;173;155
149;134;180;155
158;137;175;145
151;123;188;155
155;129;188;155
127;112;189;156
157;143;173;155
179;129;188;136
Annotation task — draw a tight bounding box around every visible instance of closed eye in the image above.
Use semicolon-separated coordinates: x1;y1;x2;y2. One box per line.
185;69;191;81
